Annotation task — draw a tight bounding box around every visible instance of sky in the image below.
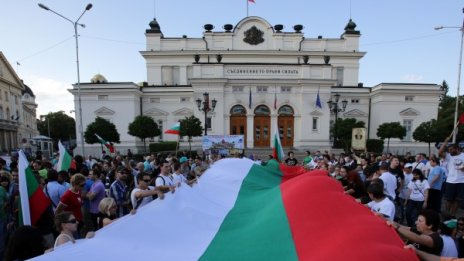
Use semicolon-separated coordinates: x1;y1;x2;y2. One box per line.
1;0;463;118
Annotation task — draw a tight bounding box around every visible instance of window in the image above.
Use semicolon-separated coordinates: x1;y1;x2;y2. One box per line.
278;105;294;116
98;95;108;101
230;105;247;115
351;99;359;104
336;67;344;86
0;90;2;100
206;117;212;129
161;66;180;85
281;86;291;93
257;86;268;93
312;117;318;131
180;97;190;102
403;119;413;141
150;98;160;103
14;95;18;105
405;96;414;102
0;106;3;119
158;120;163;141
232;86;244;92
5;91;8;101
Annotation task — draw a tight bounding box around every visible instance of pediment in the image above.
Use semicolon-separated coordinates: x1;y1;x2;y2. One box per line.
172;107;193;116
0;52;24;88
94;106;115;116
309;110;323;116
144;107;169;116
343;109;367;117
399;108;419;116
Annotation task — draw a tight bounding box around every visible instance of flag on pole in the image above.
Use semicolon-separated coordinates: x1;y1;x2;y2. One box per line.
460;113;464;125
274;91;277;110
32;159;414;260
272;124;285;162
18;150;51;226
95;133;115;153
316;91;322;109
165;122;181;135
57;140;72;171
247;0;255;16
248;88;252;109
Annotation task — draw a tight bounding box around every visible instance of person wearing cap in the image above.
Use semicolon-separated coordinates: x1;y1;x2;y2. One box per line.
397;163;414;224
178;157;190;178
439;136;464;217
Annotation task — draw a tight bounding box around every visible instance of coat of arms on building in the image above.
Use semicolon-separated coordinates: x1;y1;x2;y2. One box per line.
243;26;264;45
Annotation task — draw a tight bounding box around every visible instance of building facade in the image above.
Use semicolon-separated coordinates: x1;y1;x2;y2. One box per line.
0;52;39;154
70;16;441;156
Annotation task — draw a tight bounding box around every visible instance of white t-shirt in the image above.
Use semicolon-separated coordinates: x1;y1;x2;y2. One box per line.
155;174;175;187
130;186;155;209
445;152;464;184
407;179;429;201
441;235;458;258
399;172;413;200
379;171;397;200
172;172;187;187
367;197;395;221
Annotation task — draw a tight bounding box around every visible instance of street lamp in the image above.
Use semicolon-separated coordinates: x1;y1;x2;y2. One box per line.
435;8;464;144
327;93;348;147
196;92;217;136
38;3;92;157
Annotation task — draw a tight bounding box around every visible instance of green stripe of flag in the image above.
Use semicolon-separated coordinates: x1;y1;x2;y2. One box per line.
199;164;298;260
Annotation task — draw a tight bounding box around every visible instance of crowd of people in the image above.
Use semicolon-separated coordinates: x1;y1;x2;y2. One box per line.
1;138;464;260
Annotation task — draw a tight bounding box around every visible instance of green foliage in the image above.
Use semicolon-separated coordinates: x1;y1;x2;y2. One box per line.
332;118;365;152
128;115;160;152
84;117;120;144
413;119;442;156
366;139;384;154
376;122;406;152
37;111;76;144
180;115;204;152
149;141;178;153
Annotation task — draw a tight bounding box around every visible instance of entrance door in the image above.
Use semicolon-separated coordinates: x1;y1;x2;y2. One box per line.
230;105;247;146
253;105;271;147
278;105;294;147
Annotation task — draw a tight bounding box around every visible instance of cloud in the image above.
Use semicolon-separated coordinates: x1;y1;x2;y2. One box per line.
27;75;74;118
401;74;423;82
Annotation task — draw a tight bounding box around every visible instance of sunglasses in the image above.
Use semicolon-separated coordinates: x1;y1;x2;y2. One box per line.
67;219;78;224
143;179;151;183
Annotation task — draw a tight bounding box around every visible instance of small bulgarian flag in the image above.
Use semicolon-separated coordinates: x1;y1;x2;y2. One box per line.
33;159;415;260
18;150;51;226
164;122;180;135
272;124;285;162
95;133;115;153
57;140;72;171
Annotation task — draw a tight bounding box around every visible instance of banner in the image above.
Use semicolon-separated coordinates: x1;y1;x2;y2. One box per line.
202;135;245;154
351;128;367;151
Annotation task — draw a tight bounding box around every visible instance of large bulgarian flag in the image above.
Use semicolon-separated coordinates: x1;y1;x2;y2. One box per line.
164;122;180;135
18;150;51;226
56;140;72;171
33;158;416;260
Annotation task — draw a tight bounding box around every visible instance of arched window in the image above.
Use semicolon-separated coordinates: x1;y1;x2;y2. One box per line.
254;105;270;116
278;105;294;116
230;105;247;116
6;107;10;120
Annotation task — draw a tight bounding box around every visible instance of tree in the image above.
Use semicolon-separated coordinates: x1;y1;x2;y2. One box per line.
37;111;76;144
413;119;441;156
84;117;120;147
376;122;406;153
332;118;365;152
128;115;160;152
179;115;203;152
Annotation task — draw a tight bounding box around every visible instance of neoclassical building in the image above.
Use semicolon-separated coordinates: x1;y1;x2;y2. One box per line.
0;52;39;153
70;16;441;155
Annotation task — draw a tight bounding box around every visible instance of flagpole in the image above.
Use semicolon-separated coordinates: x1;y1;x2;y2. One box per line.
246;0;249;17
175;135;179;157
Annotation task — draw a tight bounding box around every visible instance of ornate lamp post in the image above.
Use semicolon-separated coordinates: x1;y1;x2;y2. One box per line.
38;3;92;157
327;93;348;147
196;92;217;136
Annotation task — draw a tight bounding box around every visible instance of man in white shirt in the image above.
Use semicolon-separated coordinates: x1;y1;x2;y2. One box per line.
155;160;176;194
172;162;196;187
131;172;164;212
439;137;464;217
378;163;397;201
366;180;395;221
